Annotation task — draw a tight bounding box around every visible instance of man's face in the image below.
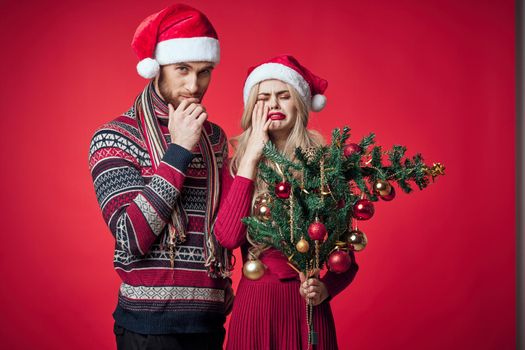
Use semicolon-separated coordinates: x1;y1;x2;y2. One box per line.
157;62;214;108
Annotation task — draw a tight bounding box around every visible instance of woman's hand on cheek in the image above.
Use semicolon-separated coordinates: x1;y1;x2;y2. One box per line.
246;101;271;161
237;102;271;180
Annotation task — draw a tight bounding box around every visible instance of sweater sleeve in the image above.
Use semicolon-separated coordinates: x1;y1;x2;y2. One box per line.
89;128;193;256
213;158;255;250
320;250;359;299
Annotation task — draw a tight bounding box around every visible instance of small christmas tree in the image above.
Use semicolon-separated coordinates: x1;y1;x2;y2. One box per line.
243;126;444;274
241;126;444;346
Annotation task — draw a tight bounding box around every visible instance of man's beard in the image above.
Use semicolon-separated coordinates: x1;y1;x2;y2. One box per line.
158;75;180;108
158;74;202;108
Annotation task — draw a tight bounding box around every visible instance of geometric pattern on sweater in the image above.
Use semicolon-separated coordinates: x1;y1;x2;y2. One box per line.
115;214;132;255
114;245;205;266
180;187;207;213
113;120;142;140
90;117;227;258
133;194;166;235
95;166;144;207
120;283;225;302
186;153;207;170
123;106;135;118
90;130;150;166
146;175;179;206
116;297;225;313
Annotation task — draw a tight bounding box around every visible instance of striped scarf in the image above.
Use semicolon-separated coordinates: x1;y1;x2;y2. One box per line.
133;82;231;278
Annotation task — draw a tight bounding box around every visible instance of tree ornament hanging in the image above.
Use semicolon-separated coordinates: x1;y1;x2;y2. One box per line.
254;192;273;207
275;181;292;199
380;186;396;201
343;143;362;157
242;259;265;280
327;249;352;273
345;229;368;251
308;218;327;241
374;180;392;196
353;199;375;220
253;193;273;222
296;238;310;253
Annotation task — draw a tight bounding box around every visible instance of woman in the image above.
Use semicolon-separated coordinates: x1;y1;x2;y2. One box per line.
214;55;359;349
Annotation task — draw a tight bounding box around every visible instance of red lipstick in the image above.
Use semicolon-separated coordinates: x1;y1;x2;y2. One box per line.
268;112;285;120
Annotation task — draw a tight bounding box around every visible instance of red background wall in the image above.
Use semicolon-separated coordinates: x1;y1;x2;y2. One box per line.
0;0;515;349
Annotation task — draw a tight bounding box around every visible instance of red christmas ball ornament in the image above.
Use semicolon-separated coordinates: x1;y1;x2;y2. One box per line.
353;199;375;220
308;219;327;241
275;181;291;199
343;143;362;157
380;185;396;201
327;250;352;273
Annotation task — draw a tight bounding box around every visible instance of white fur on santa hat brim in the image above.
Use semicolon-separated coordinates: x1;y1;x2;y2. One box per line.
137;58;160;79
311;94;327;112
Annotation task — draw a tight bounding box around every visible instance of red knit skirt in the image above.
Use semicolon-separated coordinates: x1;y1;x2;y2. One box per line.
226;271;338;350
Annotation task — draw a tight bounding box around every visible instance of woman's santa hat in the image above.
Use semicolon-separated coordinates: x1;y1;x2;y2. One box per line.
131;4;220;79
243;55;328;112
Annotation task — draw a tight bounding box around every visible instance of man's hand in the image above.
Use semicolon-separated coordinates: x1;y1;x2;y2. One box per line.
168;98;207;151
299;269;329;306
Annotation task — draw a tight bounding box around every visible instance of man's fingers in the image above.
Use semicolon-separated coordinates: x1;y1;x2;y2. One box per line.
196;112;208;124
189;106;204;119
175;99;191;112
183;102;200;116
176;98;200;113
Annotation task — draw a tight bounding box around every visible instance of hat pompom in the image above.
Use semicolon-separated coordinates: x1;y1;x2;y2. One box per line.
311;94;327;112
137;58;160;79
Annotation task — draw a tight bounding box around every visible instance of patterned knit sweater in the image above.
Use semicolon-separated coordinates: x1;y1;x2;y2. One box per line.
89;87;254;334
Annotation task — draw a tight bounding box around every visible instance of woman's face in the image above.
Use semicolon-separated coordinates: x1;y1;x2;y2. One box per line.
256;79;298;136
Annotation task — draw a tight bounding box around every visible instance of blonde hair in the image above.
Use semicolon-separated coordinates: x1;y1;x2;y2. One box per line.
230;81;324;196
231;81;325;257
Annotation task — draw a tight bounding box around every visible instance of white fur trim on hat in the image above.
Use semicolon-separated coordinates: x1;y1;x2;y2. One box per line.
311;94;327;112
137;57;160;79
155;37;220;66
243;63;311;108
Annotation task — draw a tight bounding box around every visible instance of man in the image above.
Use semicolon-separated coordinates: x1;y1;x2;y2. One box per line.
89;4;244;349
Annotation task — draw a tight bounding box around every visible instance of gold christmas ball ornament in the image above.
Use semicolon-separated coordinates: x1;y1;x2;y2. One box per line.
346;229;368;252
296;238;310;253
253;193;273;222
374;180;392;196
254;193;273;207
254;203;272;222
243;259;265;280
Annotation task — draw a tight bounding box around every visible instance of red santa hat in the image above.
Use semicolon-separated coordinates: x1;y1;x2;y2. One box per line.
243;55;328;112
131;4;220;79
